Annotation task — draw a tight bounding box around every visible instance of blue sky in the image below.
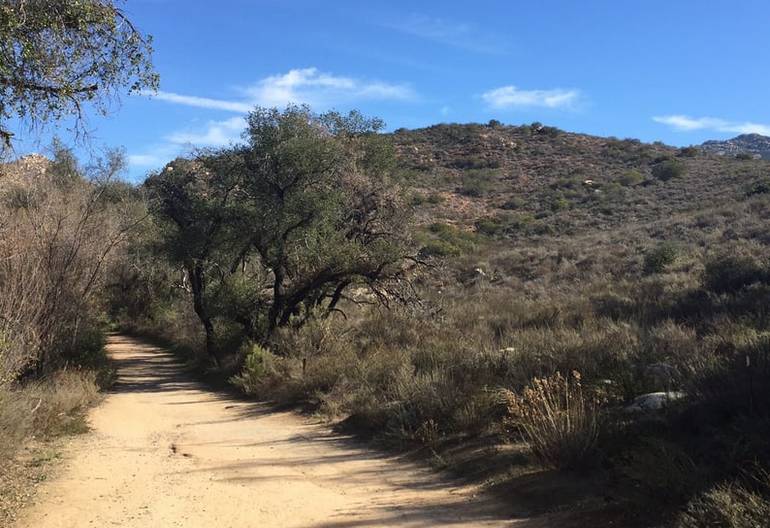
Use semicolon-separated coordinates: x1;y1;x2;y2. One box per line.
12;0;770;180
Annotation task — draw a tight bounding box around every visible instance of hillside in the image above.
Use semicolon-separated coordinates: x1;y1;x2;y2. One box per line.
392;123;770;275
395;123;768;231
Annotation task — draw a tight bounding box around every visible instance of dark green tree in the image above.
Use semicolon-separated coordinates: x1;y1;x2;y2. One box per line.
147;106;413;364
0;0;158;148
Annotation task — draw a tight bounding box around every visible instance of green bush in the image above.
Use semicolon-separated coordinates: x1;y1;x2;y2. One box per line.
746;177;770;197
459;169;496;197
619;169;645;186
652;159;686;181
230;343;278;396
644;242;679;274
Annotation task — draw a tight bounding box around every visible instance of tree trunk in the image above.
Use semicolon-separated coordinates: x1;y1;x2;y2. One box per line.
188;261;220;367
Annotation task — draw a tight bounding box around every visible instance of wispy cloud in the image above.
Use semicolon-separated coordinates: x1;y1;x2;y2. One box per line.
653;115;770;136
382;14;508;54
144;68;415;114
482;85;580;110
141;91;252;113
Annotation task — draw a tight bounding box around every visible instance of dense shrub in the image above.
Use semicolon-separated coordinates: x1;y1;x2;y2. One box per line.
703;254;767;293
619;169;645;186
643;242;679;274
652;159;686;181
459;169;496;197
746;177;770;196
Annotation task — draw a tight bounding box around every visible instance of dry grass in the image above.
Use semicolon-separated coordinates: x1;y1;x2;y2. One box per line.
503;371;601;470
676;476;770;528
0;370;99;463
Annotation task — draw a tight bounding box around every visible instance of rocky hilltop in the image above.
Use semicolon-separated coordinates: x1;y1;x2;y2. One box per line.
701;133;770;159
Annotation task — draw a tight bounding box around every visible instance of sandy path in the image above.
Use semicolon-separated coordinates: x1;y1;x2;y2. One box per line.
14;334;517;528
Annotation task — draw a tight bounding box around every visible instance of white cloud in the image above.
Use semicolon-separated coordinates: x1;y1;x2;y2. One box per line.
481;85;580;110
383;14;507;54
141;91;252;113
127;144;181;170
653;115;770;136
166;116;246;147
144;68;415;114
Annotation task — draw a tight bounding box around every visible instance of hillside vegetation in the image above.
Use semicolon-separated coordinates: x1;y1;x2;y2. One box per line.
4;116;770;526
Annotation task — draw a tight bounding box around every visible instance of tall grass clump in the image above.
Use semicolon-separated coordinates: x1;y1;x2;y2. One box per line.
505;371;601;470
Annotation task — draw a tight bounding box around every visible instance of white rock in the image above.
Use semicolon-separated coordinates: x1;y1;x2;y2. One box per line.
625;391;685;413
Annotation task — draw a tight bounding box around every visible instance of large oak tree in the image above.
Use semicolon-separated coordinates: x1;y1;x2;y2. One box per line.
147;106;413;364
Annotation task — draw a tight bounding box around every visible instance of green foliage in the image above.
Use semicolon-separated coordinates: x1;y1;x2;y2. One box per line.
230;343;277;395
147;106;413;361
644;242;679;274
459;169;496;197
550;195;570;211
652;159;686;181
745;177;770;196
735;152;754;161
0;0;158;148
419;222;478;256
619;169;645;186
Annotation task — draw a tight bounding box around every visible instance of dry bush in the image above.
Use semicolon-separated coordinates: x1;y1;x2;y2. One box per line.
0;150;142;381
505;371;601;470
676;477;770;528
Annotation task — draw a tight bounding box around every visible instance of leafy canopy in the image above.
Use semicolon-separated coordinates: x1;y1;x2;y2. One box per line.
0;0;158;147
147;106;412;358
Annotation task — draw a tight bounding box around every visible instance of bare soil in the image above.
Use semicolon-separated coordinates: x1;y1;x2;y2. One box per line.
13;335;521;527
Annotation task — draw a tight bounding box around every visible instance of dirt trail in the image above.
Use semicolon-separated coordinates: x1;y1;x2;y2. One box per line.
14;335;518;527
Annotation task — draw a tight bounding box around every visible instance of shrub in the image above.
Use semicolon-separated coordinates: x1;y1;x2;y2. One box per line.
550;196;570;211
230;343;279;396
500;197;525;210
475;217;504;236
652;159;686;181
735;152;754;161
459;169;496;197
619;169;645;186
505;371;601;470
677;146;699;158
746;177;770;197
703;254;767;293
644;242;679;274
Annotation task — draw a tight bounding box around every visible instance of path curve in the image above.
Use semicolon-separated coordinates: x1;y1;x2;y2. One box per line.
15;334;517;527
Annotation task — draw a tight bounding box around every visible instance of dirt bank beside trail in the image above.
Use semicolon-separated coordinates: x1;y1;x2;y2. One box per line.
14;334;521;527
